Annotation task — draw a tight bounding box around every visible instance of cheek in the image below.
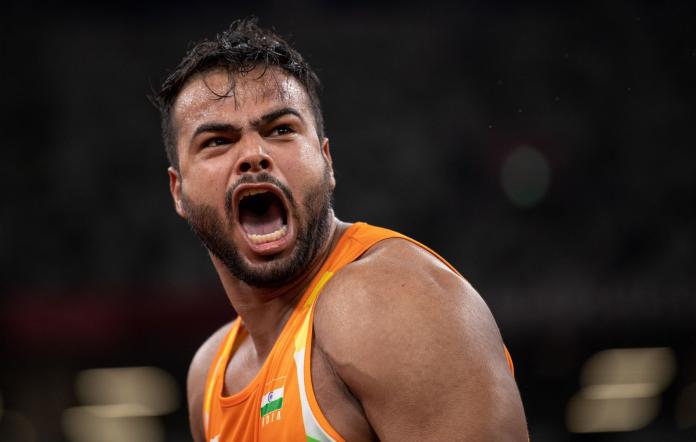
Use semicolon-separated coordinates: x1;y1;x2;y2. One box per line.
274;144;326;205
294;143;327;177
181;161;229;202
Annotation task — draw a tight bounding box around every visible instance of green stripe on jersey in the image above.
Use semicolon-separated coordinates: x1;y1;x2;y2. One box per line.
261;398;283;417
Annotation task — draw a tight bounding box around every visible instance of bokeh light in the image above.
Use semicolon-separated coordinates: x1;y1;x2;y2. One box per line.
566;395;661;433
75;366;179;415
566;347;676;433
61;367;179;442
62;408;164;442
581;347;676;389
500;145;551;208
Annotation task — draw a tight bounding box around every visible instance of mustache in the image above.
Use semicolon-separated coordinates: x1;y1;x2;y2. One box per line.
224;172;295;216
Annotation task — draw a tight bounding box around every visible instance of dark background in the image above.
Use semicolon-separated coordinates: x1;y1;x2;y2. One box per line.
1;1;695;441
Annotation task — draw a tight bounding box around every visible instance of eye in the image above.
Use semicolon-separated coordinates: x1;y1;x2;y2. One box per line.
202;137;231;148
270;125;295;137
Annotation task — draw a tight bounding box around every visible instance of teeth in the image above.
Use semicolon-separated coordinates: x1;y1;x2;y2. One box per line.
248;226;288;244
240;189;268;200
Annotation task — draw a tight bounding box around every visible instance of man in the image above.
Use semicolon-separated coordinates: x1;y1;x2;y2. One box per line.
155;18;528;441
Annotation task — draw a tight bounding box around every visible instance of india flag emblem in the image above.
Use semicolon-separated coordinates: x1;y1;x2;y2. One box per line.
260;387;284;417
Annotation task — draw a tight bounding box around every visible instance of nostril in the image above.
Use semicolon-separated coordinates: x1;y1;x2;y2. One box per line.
240;162;251;173
259;158;270;169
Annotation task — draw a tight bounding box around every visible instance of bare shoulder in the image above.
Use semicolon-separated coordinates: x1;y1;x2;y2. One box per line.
314;237;499;363
314;237;528;441
314;237;491;347
187;321;235;442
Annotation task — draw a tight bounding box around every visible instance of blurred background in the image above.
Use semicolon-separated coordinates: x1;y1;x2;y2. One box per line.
1;0;695;441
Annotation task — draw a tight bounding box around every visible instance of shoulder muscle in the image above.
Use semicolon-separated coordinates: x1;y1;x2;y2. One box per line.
314;238;527;441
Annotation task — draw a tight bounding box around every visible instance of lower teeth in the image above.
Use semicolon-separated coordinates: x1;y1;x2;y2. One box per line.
248;226;287;244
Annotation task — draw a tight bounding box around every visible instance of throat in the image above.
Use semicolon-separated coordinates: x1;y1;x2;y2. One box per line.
235;295;304;362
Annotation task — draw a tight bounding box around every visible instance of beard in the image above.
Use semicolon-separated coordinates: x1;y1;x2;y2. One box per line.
180;168;333;288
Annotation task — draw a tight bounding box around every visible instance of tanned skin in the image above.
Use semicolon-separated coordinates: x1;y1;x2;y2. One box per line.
169;67;528;441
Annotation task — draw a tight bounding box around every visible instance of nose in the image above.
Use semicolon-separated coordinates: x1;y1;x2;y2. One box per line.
235;144;273;175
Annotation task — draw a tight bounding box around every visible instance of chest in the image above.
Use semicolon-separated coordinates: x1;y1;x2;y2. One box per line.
219;329;375;441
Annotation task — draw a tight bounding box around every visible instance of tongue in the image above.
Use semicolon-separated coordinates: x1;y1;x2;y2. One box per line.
239;202;285;235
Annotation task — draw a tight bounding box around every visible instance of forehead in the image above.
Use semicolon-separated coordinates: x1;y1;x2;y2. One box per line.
172;67;311;130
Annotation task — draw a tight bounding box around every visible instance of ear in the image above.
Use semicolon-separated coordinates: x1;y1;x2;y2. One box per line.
321;137;336;189
168;167;187;219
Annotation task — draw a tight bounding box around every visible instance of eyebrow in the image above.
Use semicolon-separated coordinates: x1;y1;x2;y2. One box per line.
191;122;240;141
190;107;304;142
250;107;304;129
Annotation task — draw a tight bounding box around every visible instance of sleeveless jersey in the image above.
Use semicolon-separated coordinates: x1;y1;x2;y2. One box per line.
202;222;515;441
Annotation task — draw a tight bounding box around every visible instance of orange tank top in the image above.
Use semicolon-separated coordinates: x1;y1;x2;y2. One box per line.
202;222;514;441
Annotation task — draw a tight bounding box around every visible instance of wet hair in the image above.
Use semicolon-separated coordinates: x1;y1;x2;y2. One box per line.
153;17;324;168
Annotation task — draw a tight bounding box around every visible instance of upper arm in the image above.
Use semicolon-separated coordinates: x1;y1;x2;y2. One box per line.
314;240;528;441
187;322;232;442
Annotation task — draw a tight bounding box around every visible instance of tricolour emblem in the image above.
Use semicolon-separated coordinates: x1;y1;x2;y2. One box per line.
260;386;284;422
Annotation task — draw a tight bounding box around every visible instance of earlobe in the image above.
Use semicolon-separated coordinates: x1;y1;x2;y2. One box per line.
168;167;187;218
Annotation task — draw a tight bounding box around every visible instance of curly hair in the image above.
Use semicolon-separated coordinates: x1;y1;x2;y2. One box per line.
153;17;324;168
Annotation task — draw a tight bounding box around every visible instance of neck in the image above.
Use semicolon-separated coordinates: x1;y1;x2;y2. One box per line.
212;215;350;359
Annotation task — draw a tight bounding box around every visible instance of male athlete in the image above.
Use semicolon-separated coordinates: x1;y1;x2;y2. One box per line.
155;18;528;441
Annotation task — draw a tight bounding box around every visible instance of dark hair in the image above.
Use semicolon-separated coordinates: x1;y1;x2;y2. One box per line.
153;17;324;168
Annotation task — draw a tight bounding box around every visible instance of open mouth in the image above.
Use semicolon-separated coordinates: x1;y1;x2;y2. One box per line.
237;188;288;245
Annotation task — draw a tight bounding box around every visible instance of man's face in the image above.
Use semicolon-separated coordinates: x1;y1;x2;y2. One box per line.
168;67;335;287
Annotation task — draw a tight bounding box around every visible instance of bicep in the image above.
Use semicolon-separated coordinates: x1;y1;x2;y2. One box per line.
316;255;527;441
